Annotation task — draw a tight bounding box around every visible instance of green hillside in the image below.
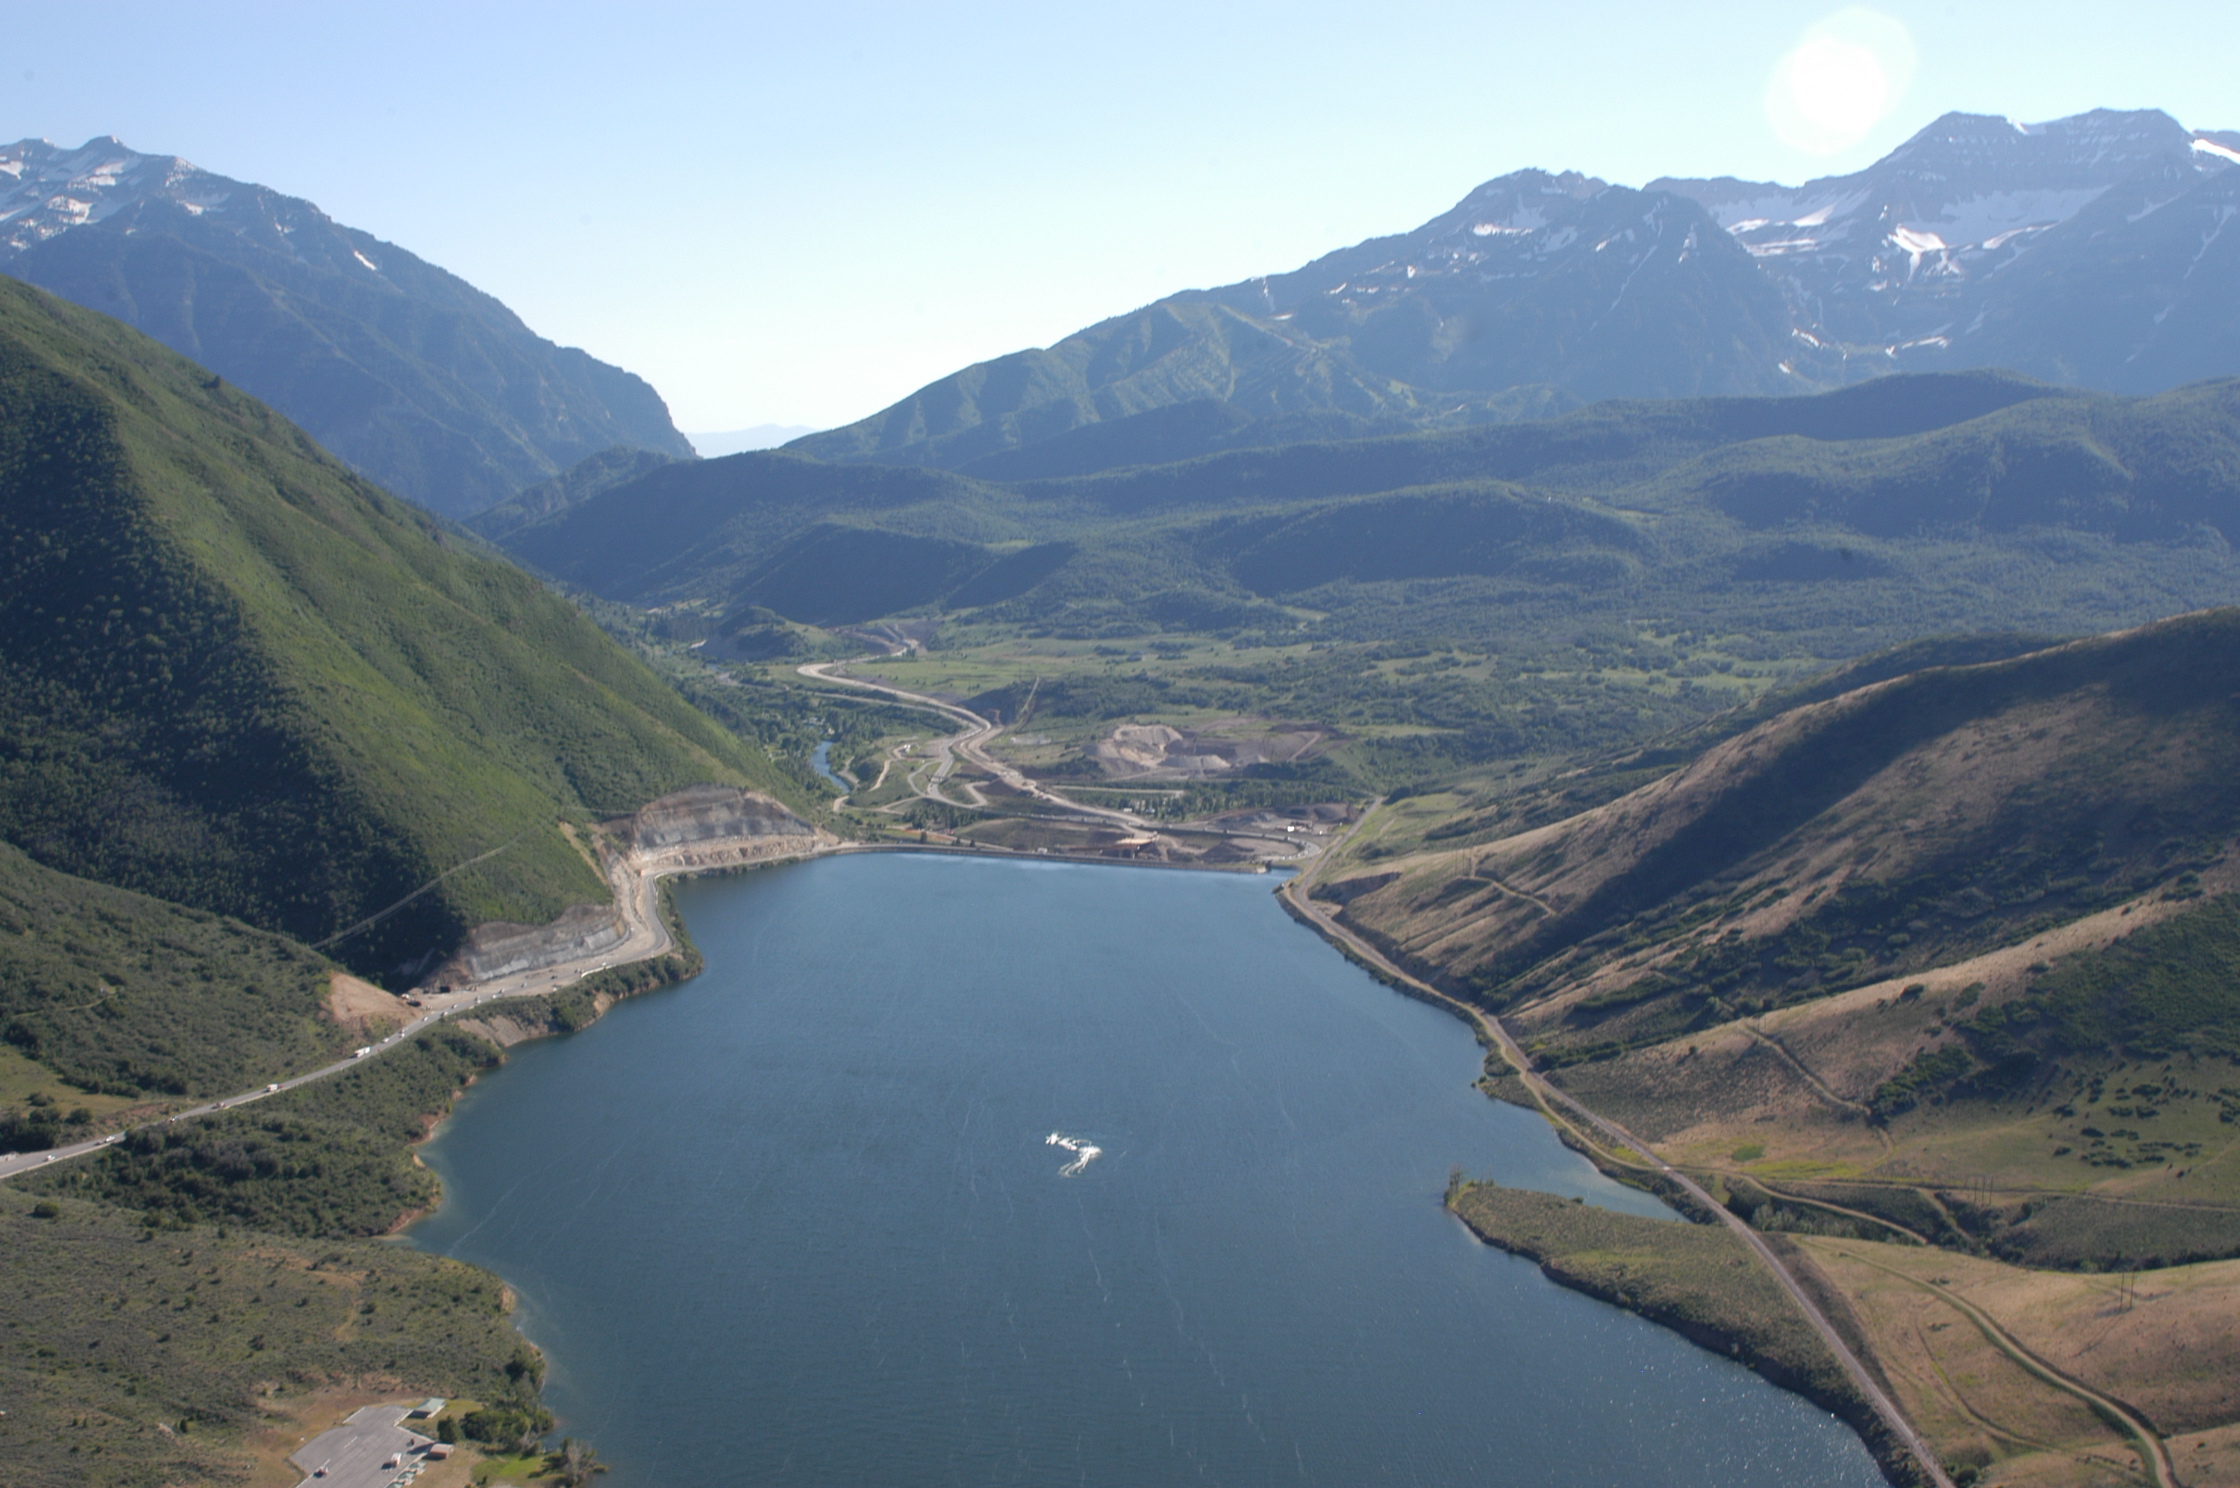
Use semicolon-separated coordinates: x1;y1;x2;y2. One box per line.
787;176;1808;472
466;444;683;544
0;277;795;974
0;842;342;1121
489;372;2240;658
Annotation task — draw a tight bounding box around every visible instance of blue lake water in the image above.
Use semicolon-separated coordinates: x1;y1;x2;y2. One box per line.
408;853;1883;1487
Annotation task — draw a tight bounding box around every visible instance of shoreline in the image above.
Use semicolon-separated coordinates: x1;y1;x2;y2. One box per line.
4;824;1923;1486
1448;1182;1928;1488
403;833;1930;1488
1268;850;1948;1488
0;836;1281;1189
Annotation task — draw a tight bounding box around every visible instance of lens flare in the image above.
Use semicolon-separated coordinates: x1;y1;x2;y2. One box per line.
1766;8;1917;155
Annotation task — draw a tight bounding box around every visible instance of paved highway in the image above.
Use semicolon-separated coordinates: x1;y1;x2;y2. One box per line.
797;658;1148;827
0;835;752;1185
1278;820;1957;1488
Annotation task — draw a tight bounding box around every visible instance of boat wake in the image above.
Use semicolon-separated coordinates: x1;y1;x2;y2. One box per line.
1046;1131;1102;1177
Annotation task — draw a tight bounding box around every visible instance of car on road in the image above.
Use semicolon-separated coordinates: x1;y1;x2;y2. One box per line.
266;1083;280;1093
353;1046;372;1058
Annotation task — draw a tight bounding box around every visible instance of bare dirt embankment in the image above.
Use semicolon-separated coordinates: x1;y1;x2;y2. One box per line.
326;973;407;1039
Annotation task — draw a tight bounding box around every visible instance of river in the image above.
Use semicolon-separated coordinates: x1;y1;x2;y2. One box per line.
809;740;847;792
408;852;1883;1486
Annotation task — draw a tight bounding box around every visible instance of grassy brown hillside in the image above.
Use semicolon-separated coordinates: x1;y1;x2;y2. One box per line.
1326;607;2240;1037
1312;610;2240;1484
1318;611;2240;1232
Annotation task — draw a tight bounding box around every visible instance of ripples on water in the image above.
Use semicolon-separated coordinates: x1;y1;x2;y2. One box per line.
411;854;1883;1488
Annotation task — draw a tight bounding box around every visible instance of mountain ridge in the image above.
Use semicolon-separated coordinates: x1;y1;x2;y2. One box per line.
793;108;2240;477
0;135;694;517
491;372;2240;647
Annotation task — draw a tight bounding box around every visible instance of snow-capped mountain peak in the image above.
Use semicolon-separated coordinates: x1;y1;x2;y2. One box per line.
1647;108;2236;361
0;138;227;255
0;135;384;280
0;133;695;514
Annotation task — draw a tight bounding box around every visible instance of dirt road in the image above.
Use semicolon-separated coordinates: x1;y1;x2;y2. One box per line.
1829;1247;2179;1488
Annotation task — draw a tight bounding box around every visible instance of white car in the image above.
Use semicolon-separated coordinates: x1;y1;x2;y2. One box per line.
353;1046;373;1059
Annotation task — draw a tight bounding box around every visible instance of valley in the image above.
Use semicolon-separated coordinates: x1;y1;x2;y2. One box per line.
6;89;2240;1488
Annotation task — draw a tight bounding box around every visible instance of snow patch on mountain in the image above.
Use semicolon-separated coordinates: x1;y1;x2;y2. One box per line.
0;137;203;255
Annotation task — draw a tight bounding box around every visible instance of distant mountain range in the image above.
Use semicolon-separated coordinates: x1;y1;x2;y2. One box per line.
0;136;693;517
796;109;2240;475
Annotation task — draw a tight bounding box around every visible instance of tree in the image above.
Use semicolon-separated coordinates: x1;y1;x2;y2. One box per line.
553;1438;608;1487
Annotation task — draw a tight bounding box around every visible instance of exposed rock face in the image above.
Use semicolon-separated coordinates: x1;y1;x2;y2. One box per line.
448;903;627;983
622;785;817;855
432;787;823;990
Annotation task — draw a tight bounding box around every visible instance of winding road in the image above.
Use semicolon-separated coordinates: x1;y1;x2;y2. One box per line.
798;657;1147;826
1278;818;1959;1488
1828;1247;2179;1488
0;832;768;1185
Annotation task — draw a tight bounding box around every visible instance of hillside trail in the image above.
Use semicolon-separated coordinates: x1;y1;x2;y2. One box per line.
1465;859;1558;917
797;652;1148;828
1280;806;1958;1488
1824;1246;2180;1488
1740;1021;1883;1125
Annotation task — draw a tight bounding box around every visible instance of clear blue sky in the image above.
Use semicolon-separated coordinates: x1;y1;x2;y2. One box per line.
5;1;2234;430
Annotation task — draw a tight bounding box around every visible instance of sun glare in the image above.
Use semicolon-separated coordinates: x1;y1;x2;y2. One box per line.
1766;8;1917;155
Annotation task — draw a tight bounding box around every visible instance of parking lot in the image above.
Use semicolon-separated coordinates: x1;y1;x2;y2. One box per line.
288;1404;438;1488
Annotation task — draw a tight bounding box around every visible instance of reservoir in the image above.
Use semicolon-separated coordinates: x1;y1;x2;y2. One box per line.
409;853;1883;1487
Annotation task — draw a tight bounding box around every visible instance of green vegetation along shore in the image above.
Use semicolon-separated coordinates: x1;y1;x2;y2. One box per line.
0;276;777;1487
3;881;703;1488
1302;610;2240;1487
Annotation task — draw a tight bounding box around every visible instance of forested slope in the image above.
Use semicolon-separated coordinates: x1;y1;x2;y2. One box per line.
0;277;796;974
